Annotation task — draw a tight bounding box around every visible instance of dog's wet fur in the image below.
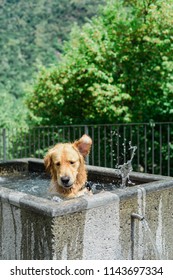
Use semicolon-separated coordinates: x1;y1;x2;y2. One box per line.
44;134;92;198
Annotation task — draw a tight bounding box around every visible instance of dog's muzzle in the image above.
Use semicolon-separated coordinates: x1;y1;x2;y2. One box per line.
60;176;73;188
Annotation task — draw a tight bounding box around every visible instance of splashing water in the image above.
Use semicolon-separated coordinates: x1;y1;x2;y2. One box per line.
0;138;137;198
142;219;161;260
117;142;137;188
131;213;161;260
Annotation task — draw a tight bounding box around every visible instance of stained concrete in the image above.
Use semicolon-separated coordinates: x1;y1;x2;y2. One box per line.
0;159;173;259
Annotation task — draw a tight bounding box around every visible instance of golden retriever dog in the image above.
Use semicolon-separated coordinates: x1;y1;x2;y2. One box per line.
44;134;92;198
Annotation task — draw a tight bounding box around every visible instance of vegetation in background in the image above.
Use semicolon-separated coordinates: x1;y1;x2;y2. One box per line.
0;0;104;129
0;93;27;129
1;0;173;175
27;0;173;125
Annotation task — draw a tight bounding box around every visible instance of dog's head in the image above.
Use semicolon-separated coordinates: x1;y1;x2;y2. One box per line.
44;134;92;192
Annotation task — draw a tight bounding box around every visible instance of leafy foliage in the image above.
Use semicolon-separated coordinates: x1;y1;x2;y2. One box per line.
27;0;173;125
0;92;28;130
0;0;103;98
0;0;104;131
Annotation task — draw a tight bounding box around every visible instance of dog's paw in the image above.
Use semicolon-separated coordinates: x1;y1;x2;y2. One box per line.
52;196;63;203
75;187;93;197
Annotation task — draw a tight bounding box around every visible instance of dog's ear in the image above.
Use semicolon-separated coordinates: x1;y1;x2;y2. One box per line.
44;152;52;173
73;134;92;157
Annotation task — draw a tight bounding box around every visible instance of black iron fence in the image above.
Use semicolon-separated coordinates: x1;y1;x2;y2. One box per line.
0;122;173;176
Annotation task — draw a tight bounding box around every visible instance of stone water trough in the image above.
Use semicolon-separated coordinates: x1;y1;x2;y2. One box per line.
0;158;173;260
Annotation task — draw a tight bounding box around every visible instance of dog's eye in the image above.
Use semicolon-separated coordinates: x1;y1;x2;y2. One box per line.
56;162;60;166
70;161;75;165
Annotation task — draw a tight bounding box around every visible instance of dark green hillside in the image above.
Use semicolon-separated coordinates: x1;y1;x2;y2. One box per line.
0;0;104;98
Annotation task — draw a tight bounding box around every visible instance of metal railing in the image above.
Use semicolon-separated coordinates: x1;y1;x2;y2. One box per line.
0;122;173;176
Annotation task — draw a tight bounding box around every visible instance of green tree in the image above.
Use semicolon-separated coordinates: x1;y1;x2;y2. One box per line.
27;0;173;125
115;0;173;122
0;0;104;98
0;92;28;130
0;0;104;131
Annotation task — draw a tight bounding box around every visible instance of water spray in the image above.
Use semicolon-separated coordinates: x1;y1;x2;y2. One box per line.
117;142;137;188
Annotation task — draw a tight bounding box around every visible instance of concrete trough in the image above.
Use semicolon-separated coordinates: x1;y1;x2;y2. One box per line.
0;158;173;260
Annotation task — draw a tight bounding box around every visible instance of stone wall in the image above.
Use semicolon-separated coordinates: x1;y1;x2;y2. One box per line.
0;159;173;260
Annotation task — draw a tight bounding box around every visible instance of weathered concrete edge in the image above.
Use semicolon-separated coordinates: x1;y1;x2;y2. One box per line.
1;158;171;182
0;159;173;217
0;186;120;217
87;165;173;182
1;178;173;218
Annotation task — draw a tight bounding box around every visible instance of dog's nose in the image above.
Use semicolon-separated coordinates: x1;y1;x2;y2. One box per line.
61;176;70;186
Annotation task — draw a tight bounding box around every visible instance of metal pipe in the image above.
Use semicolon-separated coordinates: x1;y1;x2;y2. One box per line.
131;212;144;221
131;212;144;260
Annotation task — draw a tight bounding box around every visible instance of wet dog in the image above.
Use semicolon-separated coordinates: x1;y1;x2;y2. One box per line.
44;134;92;198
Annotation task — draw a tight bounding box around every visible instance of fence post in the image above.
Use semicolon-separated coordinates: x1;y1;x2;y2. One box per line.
3;128;6;161
84;125;89;165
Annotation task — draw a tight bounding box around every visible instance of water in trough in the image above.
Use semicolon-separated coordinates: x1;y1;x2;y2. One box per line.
0;142;137;199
